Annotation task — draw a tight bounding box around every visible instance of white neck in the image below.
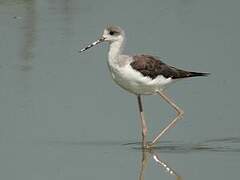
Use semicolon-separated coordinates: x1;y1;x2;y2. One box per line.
108;38;124;66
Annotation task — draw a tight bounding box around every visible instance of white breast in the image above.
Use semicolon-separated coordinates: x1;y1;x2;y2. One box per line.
108;61;173;95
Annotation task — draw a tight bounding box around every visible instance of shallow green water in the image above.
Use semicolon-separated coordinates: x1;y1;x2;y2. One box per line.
0;0;240;179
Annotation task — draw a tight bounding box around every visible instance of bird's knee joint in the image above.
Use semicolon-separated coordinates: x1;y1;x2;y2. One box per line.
178;110;184;117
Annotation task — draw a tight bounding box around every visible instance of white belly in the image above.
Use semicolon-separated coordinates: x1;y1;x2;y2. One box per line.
109;64;173;95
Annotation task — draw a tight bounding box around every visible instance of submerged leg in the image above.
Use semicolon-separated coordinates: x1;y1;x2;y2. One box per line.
139;149;149;180
149;91;184;147
137;95;148;148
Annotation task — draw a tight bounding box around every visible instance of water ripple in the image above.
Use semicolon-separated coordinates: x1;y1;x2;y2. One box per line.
125;137;240;153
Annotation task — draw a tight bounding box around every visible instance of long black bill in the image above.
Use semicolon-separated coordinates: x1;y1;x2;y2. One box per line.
79;37;105;53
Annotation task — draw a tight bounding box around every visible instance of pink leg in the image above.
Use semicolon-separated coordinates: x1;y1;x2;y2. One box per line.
149;91;184;147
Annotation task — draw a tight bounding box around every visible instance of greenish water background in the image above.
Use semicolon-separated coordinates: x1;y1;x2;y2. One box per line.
0;0;239;179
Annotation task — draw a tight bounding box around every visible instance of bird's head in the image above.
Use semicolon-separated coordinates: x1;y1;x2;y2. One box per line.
102;25;125;43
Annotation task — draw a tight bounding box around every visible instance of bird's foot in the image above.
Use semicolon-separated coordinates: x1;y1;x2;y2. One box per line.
146;142;157;149
142;142;156;149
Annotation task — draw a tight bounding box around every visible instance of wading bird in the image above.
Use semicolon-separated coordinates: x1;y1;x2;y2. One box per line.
79;26;209;148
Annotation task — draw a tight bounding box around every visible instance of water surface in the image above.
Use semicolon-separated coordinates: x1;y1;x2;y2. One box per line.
0;0;240;179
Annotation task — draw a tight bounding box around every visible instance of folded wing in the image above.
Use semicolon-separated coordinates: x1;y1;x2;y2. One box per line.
130;55;209;79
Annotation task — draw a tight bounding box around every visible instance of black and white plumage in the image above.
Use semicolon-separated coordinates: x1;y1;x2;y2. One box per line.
131;54;209;80
80;26;208;95
79;25;209;148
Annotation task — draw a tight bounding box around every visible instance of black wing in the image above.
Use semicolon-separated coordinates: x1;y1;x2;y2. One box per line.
130;55;209;79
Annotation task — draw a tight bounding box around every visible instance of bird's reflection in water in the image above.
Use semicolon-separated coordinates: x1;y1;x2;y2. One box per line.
139;149;182;180
127;136;240;180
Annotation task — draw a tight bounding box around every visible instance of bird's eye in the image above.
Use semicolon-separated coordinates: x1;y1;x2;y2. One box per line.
109;31;115;35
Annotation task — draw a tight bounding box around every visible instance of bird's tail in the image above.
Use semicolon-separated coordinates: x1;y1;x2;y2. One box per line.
187;71;210;77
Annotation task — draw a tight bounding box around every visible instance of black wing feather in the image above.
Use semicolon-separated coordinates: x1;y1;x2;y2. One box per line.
130;55;209;79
